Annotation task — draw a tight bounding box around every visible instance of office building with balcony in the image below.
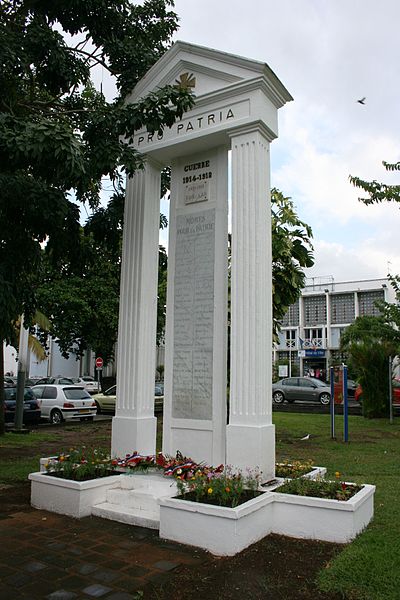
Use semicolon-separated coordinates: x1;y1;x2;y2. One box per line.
274;277;395;379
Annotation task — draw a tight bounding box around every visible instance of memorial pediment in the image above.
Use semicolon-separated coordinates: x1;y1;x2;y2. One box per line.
127;41;292;160
129;40;292;107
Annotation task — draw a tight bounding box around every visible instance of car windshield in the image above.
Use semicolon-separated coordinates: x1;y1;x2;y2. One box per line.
4;387;35;401
105;386;116;396
82;377;95;382
63;387;92;400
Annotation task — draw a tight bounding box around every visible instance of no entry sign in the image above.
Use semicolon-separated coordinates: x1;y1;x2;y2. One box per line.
95;357;103;369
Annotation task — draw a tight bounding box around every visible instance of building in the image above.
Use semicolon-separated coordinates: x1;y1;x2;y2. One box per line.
274;277;395;379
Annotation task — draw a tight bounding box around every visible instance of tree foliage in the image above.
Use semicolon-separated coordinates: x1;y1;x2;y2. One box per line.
349;161;400;205
0;0;194;432
271;188;314;331
0;0;193;340
340;315;400;418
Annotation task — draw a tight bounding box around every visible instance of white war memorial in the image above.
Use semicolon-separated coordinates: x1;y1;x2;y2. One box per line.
30;41;375;555
111;40;292;479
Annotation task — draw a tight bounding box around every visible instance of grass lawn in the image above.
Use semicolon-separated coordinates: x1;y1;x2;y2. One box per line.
1;414;399;599
274;412;400;600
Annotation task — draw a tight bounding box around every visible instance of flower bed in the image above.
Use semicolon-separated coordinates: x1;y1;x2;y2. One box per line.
29;471;123;518
159;491;274;556
175;465;261;508
271;483;376;543
31;449;375;550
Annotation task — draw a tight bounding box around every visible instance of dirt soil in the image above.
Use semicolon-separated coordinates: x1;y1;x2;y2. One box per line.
1;421;343;600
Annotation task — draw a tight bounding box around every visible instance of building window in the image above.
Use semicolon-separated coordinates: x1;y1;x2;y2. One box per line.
331;294;355;324
303;328;323;348
281;301;299;326
303;296;326;326
358;290;384;317
285;329;296;348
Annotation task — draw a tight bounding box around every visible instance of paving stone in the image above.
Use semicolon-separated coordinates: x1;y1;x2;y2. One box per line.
22;560;47;572
46;590;78;600
92;568;119;583
152;560;180;572
117;540;140;550
66;546;85;556
47;541;67;550
81;583;112;597
106;592;138;600
120;565;151;578
58;574;89;589
76;563;99;576
4;571;32;588
116;576;145;593
0;585;24;600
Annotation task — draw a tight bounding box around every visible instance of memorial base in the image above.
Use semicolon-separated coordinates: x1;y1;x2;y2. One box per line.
226;423;275;481
111;415;157;458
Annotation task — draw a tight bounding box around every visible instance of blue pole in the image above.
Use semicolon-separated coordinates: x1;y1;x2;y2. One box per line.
343;365;349;442
330;366;335;439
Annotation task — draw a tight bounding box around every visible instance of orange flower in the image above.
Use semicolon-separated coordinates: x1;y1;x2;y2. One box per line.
335;471;340;479
225;487;231;493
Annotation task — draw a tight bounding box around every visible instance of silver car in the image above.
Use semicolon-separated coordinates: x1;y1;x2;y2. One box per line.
272;377;331;405
31;384;97;424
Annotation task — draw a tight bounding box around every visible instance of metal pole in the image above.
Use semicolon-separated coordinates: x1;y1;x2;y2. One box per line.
330;366;335;439
15;314;29;430
389;356;393;425
343;365;349;442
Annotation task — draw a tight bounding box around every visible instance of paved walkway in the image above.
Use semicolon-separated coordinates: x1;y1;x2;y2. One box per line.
0;507;208;600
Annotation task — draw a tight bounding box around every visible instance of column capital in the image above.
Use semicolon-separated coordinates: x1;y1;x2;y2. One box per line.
227;120;276;143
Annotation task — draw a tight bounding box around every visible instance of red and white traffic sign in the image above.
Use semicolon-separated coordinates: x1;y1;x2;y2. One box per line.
95;357;103;369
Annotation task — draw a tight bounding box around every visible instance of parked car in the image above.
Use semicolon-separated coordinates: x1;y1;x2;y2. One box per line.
272;377;331;405
355;381;400;404
31;384;97;424
71;376;100;394
33;376;76;386
93;384;164;414
4;386;41;424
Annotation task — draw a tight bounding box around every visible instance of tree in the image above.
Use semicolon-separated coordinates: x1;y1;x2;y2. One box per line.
0;0;194;432
37;191;168;364
271;188;314;332
349;161;400;205
340;315;400;418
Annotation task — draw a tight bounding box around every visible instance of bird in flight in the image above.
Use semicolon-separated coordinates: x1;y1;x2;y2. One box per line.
357;97;366;105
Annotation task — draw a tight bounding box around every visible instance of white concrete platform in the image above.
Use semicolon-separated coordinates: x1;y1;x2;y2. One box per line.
91;472;178;529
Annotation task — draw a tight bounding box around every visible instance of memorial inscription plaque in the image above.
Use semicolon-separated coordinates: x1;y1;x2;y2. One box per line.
172;208;215;419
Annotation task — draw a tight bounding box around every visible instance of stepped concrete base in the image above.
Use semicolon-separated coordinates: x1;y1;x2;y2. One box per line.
91;473;178;529
92;502;160;529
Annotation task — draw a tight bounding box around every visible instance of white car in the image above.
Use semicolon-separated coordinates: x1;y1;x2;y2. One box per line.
31;384;97;424
71;376;100;394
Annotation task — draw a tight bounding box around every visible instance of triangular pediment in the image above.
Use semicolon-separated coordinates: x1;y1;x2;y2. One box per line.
127;41;292;107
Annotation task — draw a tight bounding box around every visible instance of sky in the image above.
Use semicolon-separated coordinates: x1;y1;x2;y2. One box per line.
165;0;400;284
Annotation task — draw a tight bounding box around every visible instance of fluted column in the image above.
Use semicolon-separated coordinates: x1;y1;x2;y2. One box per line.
226;126;275;480
111;159;161;458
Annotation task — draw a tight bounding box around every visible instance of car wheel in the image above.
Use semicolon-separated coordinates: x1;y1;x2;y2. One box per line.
319;392;331;405
273;391;285;404
95;401;102;414
50;408;63;425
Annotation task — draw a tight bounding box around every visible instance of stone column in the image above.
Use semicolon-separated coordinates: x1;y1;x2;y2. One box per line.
111;159;162;458
226;126;275;481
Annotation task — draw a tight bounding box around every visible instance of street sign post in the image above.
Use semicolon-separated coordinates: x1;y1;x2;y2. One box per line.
95;357;103;394
330;365;349;442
